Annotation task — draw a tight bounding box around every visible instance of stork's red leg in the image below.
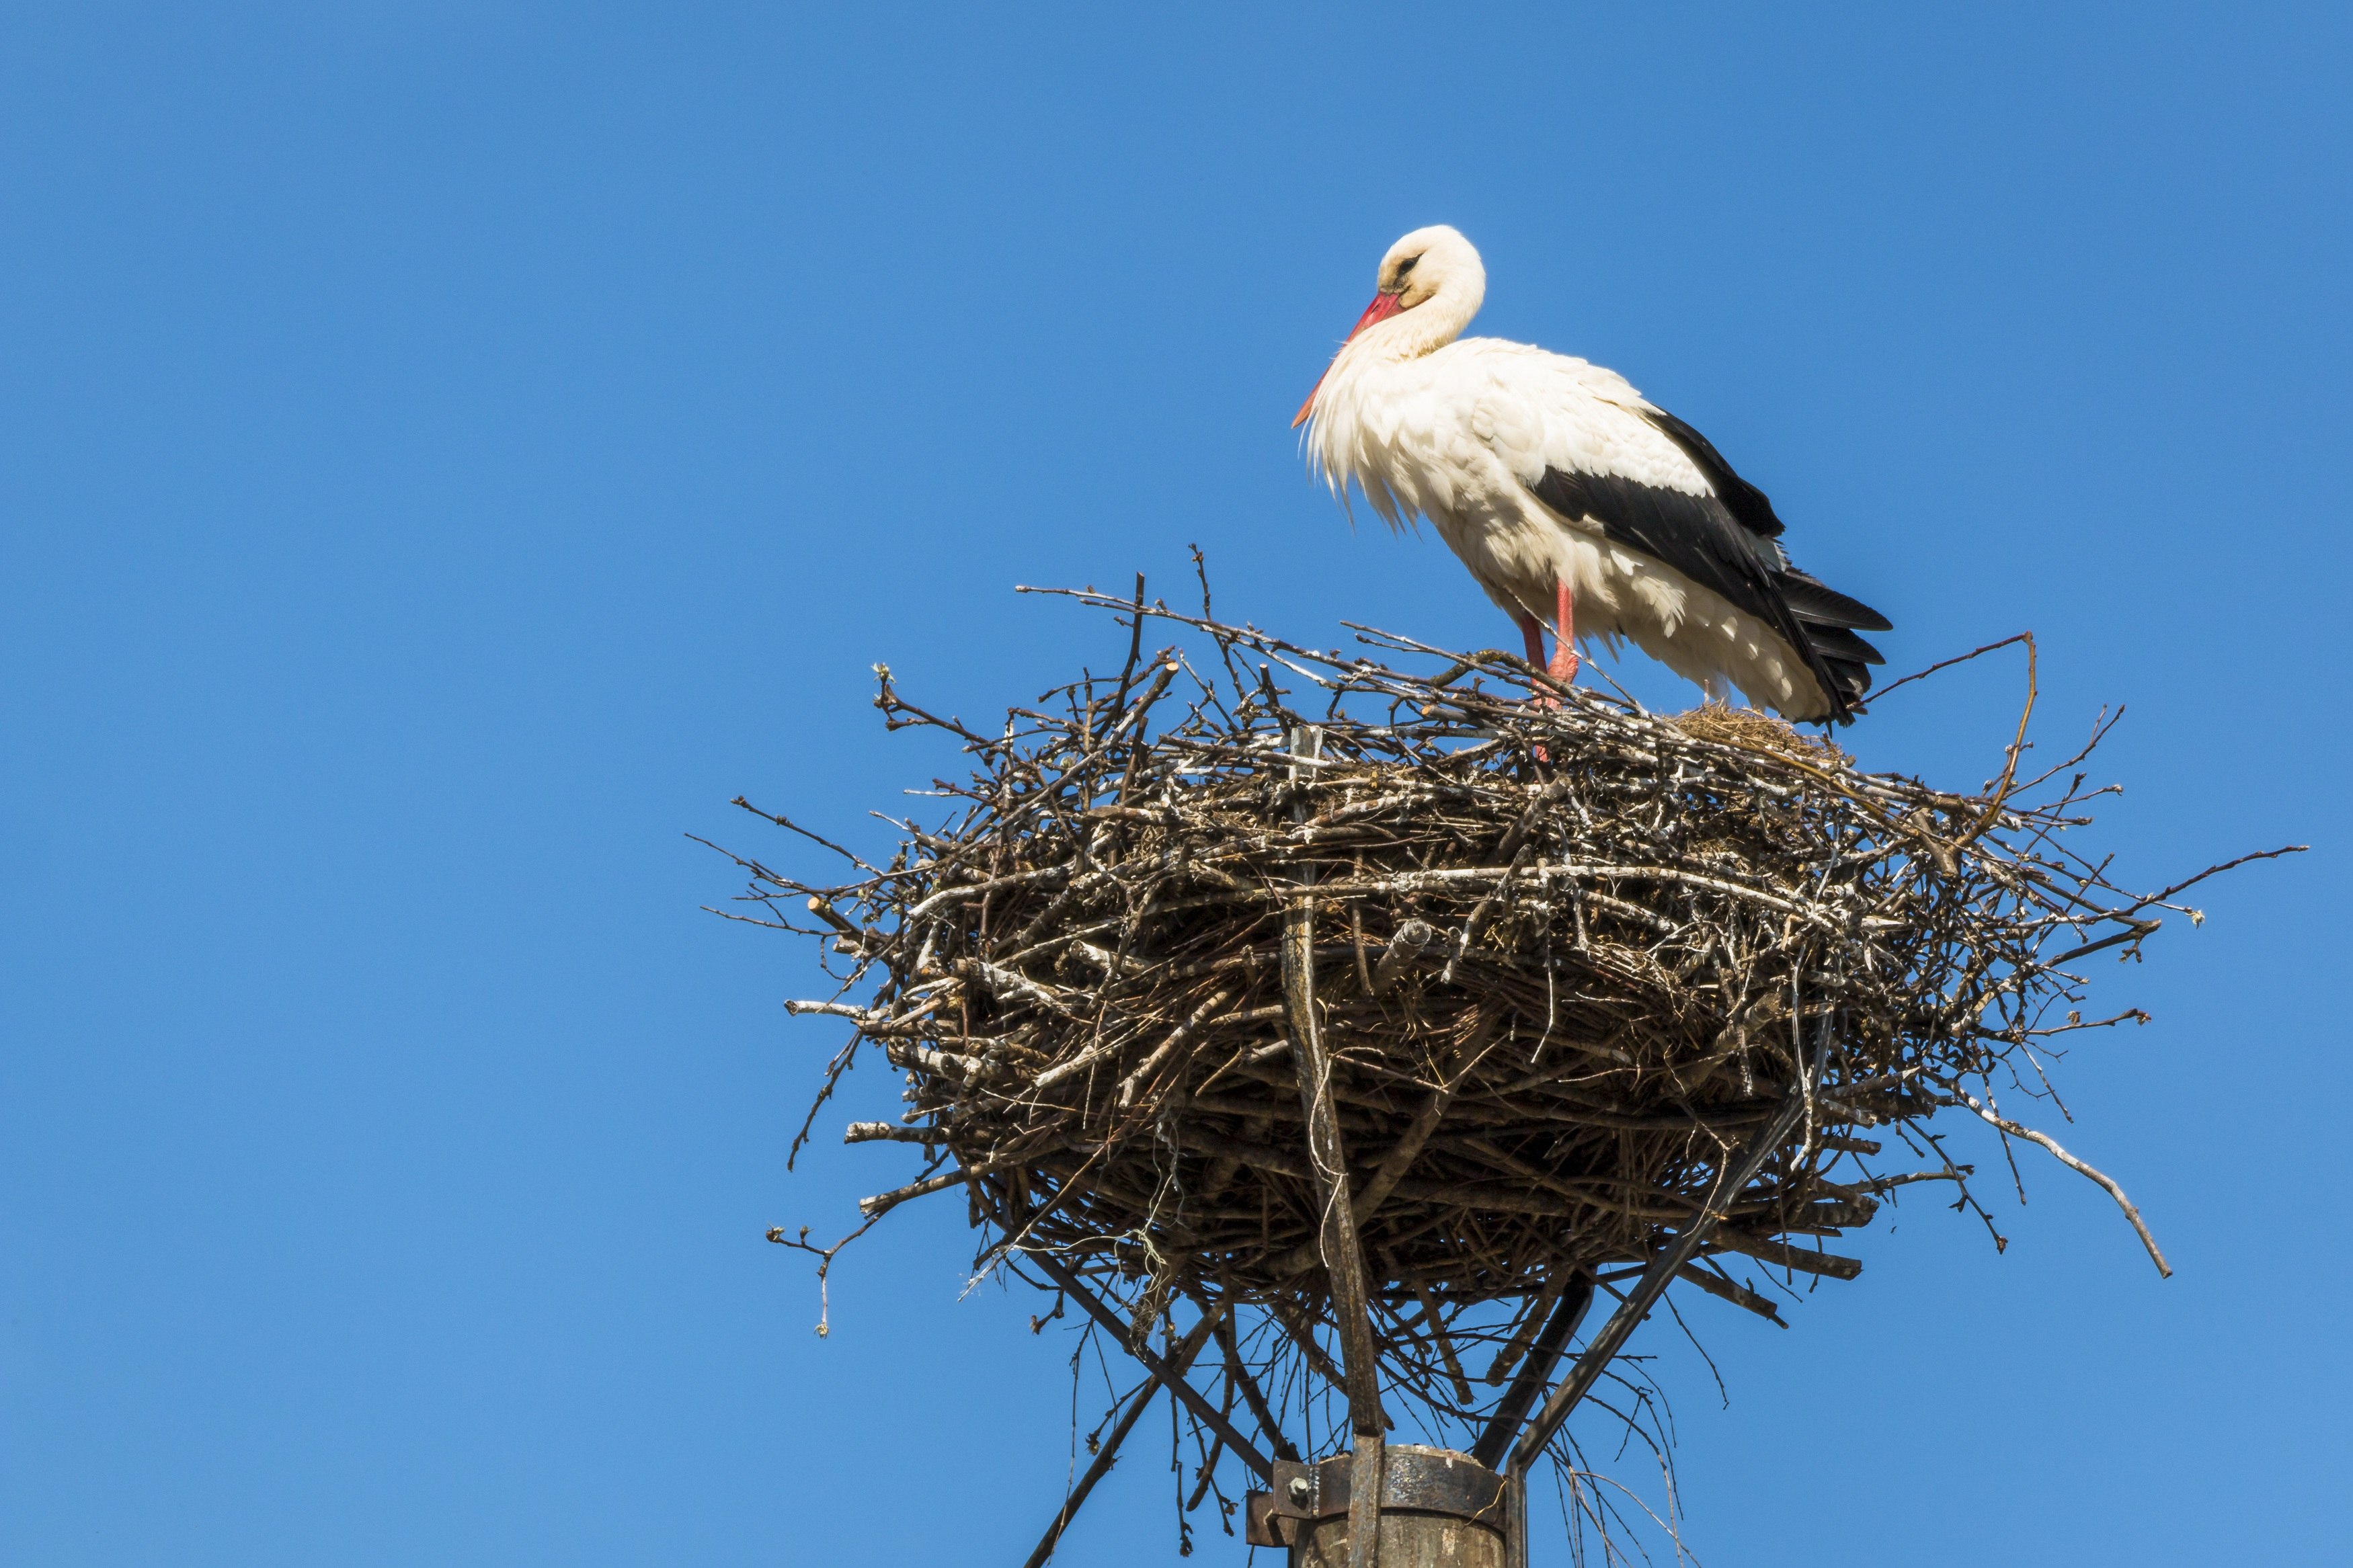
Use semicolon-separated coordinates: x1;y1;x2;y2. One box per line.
1548;579;1580;684
1517;607;1562;742
1517;611;1548;671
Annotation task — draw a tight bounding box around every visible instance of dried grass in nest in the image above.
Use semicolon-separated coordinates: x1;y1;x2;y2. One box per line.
721;579;2293;1527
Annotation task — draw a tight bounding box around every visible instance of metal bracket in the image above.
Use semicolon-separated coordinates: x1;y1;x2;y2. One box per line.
1243;1445;1510;1547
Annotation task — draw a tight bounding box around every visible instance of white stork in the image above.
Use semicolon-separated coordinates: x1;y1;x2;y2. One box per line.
1295;225;1889;723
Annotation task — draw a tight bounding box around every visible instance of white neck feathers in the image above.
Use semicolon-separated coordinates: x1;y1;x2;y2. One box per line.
1302;270;1485;509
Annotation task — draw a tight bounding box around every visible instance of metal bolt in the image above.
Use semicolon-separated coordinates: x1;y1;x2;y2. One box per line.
1286;1476;1312;1505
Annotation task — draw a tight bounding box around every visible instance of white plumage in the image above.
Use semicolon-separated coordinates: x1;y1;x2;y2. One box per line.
1295;225;1888;723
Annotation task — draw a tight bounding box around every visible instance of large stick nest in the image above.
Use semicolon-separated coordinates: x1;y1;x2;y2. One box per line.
731;585;2284;1364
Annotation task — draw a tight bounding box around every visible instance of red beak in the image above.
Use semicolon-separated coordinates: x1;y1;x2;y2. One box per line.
1291;291;1408;428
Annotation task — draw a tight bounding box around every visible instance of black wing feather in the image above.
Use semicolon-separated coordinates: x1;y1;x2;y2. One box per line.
1639;405;1788;539
1529;405;1890;723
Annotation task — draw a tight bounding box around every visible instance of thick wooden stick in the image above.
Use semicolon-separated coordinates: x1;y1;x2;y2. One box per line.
1412;1281;1477;1409
1482;1272;1569;1387
1211;1316;1300;1462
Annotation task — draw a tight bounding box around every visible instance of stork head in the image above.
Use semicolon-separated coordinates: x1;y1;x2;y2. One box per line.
1294;224;1487;428
1376;224;1484;312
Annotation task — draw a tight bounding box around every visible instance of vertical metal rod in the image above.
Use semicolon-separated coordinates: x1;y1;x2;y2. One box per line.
1343;1431;1384;1568
1282;724;1386;1568
1505;1465;1529;1568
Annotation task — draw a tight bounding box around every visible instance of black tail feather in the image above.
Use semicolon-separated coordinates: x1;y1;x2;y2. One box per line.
1804;625;1886;667
1776;571;1892;632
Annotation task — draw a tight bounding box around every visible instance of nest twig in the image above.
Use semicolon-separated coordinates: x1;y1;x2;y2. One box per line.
724;573;2297;1553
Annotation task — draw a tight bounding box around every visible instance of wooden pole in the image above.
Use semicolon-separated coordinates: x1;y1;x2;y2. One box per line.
1289;1504;1505;1568
1269;1445;1511;1568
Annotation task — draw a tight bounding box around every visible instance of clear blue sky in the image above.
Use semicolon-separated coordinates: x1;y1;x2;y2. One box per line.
3;5;2343;1564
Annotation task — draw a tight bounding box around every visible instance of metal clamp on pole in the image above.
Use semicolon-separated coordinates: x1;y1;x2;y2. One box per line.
1245;1444;1511;1567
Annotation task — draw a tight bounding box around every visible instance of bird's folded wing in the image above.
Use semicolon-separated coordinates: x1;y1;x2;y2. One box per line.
1488;368;1888;719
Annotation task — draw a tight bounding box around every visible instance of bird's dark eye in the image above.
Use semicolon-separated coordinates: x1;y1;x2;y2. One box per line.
1395;254;1421;278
